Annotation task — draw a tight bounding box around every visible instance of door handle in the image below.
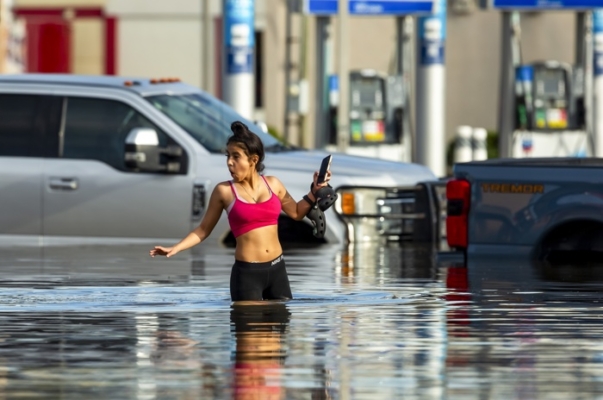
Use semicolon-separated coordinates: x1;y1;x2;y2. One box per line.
48;178;78;191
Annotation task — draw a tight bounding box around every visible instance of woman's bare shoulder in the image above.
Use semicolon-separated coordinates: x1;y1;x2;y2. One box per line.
209;181;234;207
216;180;232;188
264;175;282;185
264;175;286;196
212;181;233;196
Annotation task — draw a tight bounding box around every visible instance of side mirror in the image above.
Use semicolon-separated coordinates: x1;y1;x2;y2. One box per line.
124;128;182;173
254;120;269;133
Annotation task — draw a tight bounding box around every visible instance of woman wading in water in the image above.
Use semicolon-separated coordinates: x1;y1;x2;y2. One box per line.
150;121;332;301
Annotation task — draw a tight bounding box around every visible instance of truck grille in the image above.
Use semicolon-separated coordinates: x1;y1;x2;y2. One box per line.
334;182;446;245
376;189;417;240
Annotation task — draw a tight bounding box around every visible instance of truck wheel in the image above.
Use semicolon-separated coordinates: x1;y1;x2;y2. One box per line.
535;220;603;263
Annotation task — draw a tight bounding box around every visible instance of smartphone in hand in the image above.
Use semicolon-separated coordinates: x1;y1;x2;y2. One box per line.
317;155;332;184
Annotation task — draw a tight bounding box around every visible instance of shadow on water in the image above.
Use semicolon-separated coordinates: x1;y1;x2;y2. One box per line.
534;258;603;285
464;252;603;302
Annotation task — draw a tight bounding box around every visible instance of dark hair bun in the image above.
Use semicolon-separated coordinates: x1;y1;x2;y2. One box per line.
231;121;249;137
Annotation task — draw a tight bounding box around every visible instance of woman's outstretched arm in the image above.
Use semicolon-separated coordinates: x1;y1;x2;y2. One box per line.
150;184;226;258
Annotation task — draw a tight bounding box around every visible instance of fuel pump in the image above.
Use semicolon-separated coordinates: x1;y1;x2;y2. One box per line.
515;61;576;131
512;60;588;157
326;69;409;161
349;70;388;144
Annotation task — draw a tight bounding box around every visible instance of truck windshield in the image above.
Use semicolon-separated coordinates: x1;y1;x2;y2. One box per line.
146;93;285;153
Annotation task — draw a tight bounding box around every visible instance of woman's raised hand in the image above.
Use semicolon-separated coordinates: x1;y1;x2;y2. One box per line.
150;246;178;258
312;170;332;192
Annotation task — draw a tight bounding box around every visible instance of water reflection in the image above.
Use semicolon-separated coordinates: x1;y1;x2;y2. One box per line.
335;243;438;284
444;254;603;399
3;242;603;398
151;327;200;369
230;302;290;399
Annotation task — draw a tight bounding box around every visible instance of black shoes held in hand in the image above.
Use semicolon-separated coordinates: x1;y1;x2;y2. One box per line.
303;184;338;238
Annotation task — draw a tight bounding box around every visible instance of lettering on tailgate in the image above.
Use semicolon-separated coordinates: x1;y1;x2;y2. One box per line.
481;183;544;194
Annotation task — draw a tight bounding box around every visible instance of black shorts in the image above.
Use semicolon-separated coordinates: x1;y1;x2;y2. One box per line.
230;255;293;301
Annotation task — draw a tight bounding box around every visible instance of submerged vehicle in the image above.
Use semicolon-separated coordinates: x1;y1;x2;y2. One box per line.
445;158;603;261
0;74;437;252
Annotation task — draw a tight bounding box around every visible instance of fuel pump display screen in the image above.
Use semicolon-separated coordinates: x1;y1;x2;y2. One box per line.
353;79;382;107
536;69;565;96
533;67;569;130
349;75;387;144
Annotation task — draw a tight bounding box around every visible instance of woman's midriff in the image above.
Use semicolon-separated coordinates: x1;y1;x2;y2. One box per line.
234;225;282;262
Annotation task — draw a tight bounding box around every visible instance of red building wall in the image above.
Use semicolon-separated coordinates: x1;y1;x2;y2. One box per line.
13;6;116;74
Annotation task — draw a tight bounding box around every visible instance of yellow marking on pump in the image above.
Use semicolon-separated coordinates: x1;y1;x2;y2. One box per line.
481;183;544;194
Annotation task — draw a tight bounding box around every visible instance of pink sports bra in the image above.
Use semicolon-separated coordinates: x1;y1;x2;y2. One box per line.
227;176;281;238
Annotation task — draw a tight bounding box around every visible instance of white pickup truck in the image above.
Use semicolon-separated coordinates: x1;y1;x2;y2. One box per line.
0;74;437;251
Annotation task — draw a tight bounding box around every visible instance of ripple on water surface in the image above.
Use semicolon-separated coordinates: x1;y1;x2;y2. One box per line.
0;285;440;312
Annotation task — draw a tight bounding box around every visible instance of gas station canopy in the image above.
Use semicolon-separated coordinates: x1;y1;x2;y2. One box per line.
304;0;435;15
481;0;603;10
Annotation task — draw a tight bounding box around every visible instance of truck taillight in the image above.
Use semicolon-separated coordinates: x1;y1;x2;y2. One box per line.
446;179;471;249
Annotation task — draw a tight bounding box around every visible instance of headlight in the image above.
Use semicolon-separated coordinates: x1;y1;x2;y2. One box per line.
336;188;385;216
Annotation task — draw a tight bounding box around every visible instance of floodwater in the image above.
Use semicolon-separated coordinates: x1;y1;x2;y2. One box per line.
1;243;603;399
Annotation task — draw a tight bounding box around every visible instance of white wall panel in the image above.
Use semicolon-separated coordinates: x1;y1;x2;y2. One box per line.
107;0;200;16
118;19;202;88
72;18;103;75
15;0;106;7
